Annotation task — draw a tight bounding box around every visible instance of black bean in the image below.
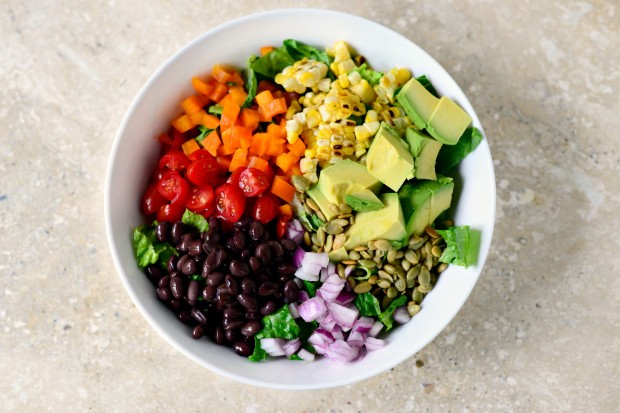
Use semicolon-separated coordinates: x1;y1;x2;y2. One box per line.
206;248;227;268
245;311;261;320
269;240;285;258
215;326;225;345
171;221;184;243
208;217;220;231
284;280;299;302
224;275;238;295
169;277;184;299
240;249;251;260
158;275;170;288
280;238;296;251
240;320;262;337
257;281;278;297
237;293;258;310
232;230;246;249
157;286;171;301
260;300;276;316
169;270;181;278
181;258;197;276
278;274;290;284
223;317;244;331
155;221;170;242
233;341;252;357
255;243;271;264
145;265;164;285
191;307;207;324
188;239;202;256
202;240;218;254
202;285;216;301
249;221;264;240
207;271;225;287
204;228;221;242
166;255;178;273
187;280;200;302
216;291;234;305
176;254;190;272
178;233;193;252
223;306;244;320
169;298;183;312
225;329;237;342
240;278;256;295
192;324;205;339
177;310;192;324
247;256;261;273
234;216;252;228
229;260;250;277
277;263;297;276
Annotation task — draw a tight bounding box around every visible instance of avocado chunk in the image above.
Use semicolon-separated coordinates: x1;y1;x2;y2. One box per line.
328;246;349;262
399;177;454;237
405;127;443;181
396;77;439;129
365;122;414;192
345;189;384;212
306;184;338;221
426;96;472;145
344;193;407;249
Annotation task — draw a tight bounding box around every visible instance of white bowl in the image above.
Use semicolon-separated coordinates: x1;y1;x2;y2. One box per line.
105;8;495;390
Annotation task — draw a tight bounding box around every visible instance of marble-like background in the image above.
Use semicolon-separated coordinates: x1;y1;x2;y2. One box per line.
1;1;619;412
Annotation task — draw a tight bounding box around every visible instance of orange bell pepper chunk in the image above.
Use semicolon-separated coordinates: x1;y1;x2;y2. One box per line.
202;130;222;157
171;114;194;133
229;148;249;172
271;176;295;203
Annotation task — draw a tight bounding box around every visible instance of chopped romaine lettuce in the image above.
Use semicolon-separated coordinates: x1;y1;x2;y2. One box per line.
132;224;178;269
208;104;223;116
283;39;332;67
436;127;483;174
303;280;318;297
354;292;382;317
379;295;408;331
181;209;209;233
436;225;472;267
242;56;259;108
194;125;213;143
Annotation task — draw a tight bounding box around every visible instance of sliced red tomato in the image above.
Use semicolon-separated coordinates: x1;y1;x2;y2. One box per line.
169;128;186;150
187;149;213;161
141;183;166;215
186;158;220;186
275;215;290;239
251;194;280;224
214;183;246;223
226;167;245;187
157;202;185;222
186;185;214;212
201;201;216;219
239;168;270;197
157;170;190;204
151;167;167;182
159;149;190;171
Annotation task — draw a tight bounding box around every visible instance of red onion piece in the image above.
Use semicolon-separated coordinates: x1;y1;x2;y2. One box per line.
326;301;359;329
393;306;411;324
324;339;359;364
298;296;327;322
283;338;301;357
364;336;386;351
369;321;383;337
334;291;356;306
288;302;300;318
260;338;286;357
352;316;375;334
297;348;315;361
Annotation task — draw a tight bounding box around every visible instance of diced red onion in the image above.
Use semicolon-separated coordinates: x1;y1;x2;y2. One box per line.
288;302;300;319
324;339;360;364
318;274;346;302
319;267;329;282
260;338;286;357
369;321;383;337
352;316;375;334
293;247;305;267
297;348;315;361
298;290;309;302
318;312;336;332
283;338;301;357
294;265;319;282
364;336;386;351
393;306;411;324
346;329;365;348
326;301;359;329
344;265;355;277
334;291;356;306
298;296;327;322
331;325;344;341
308;328;334;354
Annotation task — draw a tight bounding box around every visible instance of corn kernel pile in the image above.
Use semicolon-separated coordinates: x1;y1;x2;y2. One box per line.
275;41;412;184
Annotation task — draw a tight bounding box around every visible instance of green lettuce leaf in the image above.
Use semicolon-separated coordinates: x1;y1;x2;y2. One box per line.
354;63;383;86
309;214;325;230
415;74;438;97
379;295;408;331
181;209;209;233
248;337;269;362
208;104;223;116
303;280;318;297
436;127;484;174
132;224;178;269
354;292;382;317
436;225;472;267
248;47;295;79
194;125;213;143
242;56;259;108
283;39;332;67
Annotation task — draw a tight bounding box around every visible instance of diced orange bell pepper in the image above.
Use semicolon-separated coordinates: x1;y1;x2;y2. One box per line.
171;114;194;133
220;102;241;132
209;82;229;102
247;155;269;173
275;152;299;173
240;108;260;131
271;176;295;203
229;148;249;172
182;95;205;115
192;77;214;97
287;138;306;157
181;139;201;156
202;130;222;157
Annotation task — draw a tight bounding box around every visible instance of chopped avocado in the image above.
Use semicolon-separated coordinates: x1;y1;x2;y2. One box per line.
328;246;349;262
405;127;443;181
396;77;439;129
399;177;454;237
345;189;384;212
426;96;472;145
344;193;407;249
365;122;414;192
306;184;338;221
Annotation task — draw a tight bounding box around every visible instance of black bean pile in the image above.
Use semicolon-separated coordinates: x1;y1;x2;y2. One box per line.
143;216;300;357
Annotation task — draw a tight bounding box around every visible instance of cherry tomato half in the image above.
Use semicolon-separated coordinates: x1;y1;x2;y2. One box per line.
186;158;220;186
276;214;290;239
214;183;246;223
141;183;166;215
157;170;190;204
201;201;216;219
187;149;213;161
156;202;185;222
251;195;280;224
226;167;245;187
159;149;190;171
239;168;271;197
186;185;214;212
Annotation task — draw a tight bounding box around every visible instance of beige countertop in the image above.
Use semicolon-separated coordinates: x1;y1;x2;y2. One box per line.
2;1;619;411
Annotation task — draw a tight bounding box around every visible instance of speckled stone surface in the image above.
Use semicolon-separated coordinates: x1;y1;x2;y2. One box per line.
2;1;619;411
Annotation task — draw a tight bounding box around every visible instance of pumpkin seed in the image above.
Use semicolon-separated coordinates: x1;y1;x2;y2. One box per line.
306;198;320;212
303;231;312;247
406;278;416;289
324;234;334;253
373;239;392;251
324;221;343;235
378;270;393;282
405;250;418;264
353;245;368;252
432;237;444;246
339;203;352;214
341;259;357;266
348;277;356;289
395;250;405;259
303;203;313;215
349;215;355;226
424;254;434;271
328;203;341;215
431;246;443;258
360;250;372;259
411;287;424;303
424;241;433;256
395;265;406;279
358;259;376;269
406;265;420;280
425;226;440;239
316;228;326;246
311;233;319;246
407;301;421;316
382;295;394;309
436;263;448;273
373;255;382;265
417;284;432;294
316;210;327;222
377;279;391;289
387;249;397;263
332;233;346;250
348;250;361;261
337;263;345;279
338;213;353;219
367;241;376;250
408;235;424;250
386;286;398;298
401;259;411;271
354;282;372;294
368;275;379;284
418;266;431;288
332;218;350;227
311;244;319;252
291;175;310;192
395;278;406;292
383;264;396;275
